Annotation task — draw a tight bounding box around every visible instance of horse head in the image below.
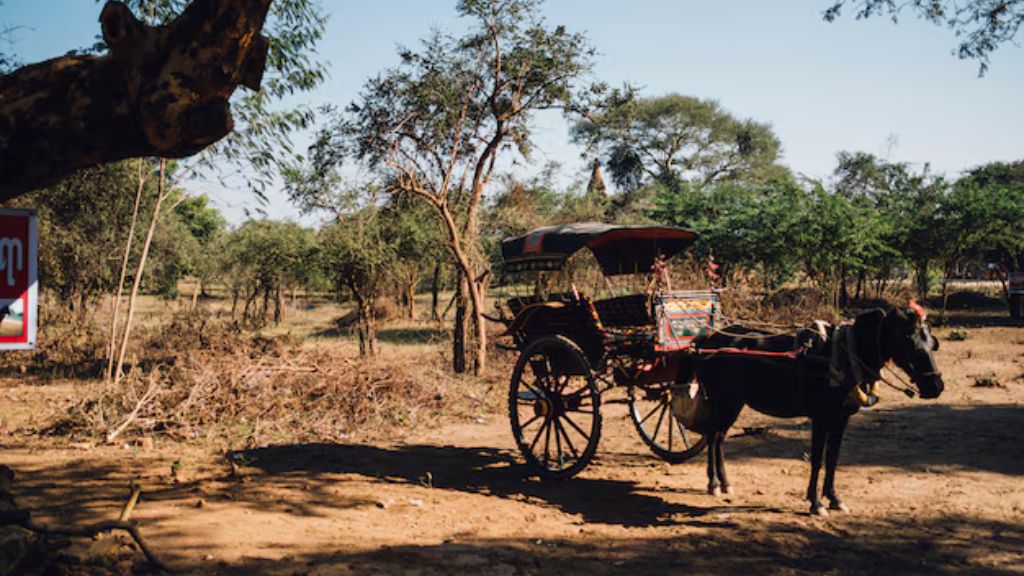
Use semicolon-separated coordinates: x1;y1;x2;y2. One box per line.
879;302;944;399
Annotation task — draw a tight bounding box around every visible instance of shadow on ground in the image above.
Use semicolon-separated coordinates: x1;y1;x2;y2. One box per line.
231;442;747;528
218;514;1023;576
714;403;1024;477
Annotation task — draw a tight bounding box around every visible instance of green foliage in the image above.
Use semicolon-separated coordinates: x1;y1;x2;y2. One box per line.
109;0;328;197
219;219;319;324
172;194;227;294
573;94;785;195
824;0;1024;74
5;160;216;305
948;161;1024;270
326;0;596;190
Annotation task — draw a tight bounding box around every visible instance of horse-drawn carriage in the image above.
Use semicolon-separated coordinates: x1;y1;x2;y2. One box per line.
494;222;718;479
494;221;945;516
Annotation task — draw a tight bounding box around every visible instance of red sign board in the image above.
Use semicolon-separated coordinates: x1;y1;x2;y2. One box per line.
0;209;38;350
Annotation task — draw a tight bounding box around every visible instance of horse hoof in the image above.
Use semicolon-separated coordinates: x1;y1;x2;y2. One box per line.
709;486;722;497
812;504;829;518
723;485;734;496
829;501;850;513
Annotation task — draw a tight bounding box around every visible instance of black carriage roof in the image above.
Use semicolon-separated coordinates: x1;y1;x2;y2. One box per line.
501;222;698;276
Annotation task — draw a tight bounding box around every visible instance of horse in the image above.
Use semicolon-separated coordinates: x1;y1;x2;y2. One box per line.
684;305;944;517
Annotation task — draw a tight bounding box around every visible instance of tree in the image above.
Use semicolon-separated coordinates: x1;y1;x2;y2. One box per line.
949;161;1024;315
319;0;597;374
0;0;276;200
171;193;227;299
219;219;318;326
114;0;327;196
572;94;784;196
824;0;1024;74
318;212;393;356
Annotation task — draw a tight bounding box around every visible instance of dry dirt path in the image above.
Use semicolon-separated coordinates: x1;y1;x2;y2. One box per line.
3;326;1024;575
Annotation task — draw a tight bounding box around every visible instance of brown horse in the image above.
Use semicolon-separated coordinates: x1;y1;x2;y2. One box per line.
686;306;943;516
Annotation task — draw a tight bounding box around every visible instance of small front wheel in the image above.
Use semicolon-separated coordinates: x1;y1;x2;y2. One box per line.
628;382;706;463
509;336;601;479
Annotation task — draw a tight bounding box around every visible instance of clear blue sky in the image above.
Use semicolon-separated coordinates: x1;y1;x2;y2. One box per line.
3;1;1022;225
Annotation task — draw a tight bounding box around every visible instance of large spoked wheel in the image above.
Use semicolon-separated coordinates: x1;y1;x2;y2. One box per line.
628;382;707;463
509;336;602;480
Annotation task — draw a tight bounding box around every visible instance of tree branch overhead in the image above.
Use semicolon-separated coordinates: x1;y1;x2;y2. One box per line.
0;0;274;201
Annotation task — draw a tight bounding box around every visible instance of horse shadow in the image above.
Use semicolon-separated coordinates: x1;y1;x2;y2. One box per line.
718;402;1024;476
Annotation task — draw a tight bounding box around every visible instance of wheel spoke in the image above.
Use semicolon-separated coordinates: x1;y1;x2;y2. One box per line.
554;418;564;469
667;406;674;451
542;356;556;388
522;378;545;398
652;402;667;445
529;415;549;452
561;411;591;442
638;401;662;426
676;418;691;448
543;417;552;466
519;413;542;431
555;417;579;460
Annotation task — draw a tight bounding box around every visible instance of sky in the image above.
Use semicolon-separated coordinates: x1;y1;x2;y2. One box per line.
3;1;1023;226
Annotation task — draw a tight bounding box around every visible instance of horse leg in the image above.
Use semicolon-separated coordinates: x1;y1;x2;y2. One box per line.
823;417;851;512
706;430;721;496
715;434;732;495
806;419;829;517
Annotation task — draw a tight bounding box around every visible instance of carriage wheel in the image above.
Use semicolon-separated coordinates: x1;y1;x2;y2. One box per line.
628;382;707;463
509;336;602;480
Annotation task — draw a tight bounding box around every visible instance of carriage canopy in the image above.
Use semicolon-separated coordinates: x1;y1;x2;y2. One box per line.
501;222;698;276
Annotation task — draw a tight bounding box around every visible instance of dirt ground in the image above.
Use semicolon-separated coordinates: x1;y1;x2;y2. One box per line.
2;319;1023;575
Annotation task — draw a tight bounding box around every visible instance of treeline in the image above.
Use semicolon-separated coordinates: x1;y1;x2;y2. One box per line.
6;0;1023;375
10;122;1023;365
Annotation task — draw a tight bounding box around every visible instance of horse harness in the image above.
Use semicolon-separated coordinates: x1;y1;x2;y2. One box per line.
698;315;917;408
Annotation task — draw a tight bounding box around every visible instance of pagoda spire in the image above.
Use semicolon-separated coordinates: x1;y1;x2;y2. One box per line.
586;158;607;197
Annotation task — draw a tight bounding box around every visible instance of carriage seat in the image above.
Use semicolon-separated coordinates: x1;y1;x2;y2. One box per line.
591;294;654;328
506;292;579;317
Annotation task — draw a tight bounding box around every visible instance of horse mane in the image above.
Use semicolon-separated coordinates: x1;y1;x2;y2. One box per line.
852;308;888;370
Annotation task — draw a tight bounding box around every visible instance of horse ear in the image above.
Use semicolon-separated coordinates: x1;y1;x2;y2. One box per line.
908;299;927;323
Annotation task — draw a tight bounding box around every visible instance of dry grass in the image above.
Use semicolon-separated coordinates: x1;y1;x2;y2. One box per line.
66;340;474;448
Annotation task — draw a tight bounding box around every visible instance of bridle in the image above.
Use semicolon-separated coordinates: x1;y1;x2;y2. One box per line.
835;312;940;399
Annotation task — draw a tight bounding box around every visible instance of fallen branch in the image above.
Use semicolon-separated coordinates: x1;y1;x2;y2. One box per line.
0;466;168;572
106;370;160;443
18;516;168;572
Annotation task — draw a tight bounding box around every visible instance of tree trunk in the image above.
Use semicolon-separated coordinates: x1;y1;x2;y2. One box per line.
838;261;849;309
106;158;146;383
261;286;270;324
452;274;468;374
0;0;273;200
274;285;284;325
350;286;377;357
431;263;441;322
114;159;167;384
190;279;200;312
404;268;418;320
468;274;487;375
914;259;930;301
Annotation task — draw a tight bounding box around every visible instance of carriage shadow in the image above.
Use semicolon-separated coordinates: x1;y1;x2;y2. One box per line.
230;442;770;528
718;402;1024;476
